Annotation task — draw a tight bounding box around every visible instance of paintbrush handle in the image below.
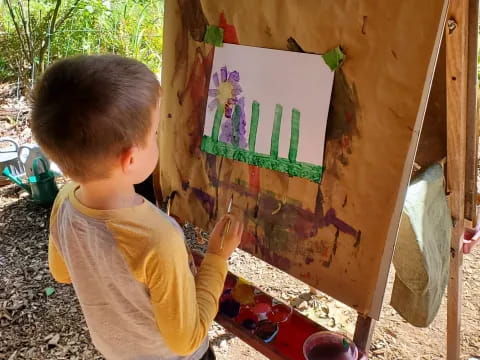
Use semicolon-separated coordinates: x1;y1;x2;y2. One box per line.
225;219;231;234
220;218;231;249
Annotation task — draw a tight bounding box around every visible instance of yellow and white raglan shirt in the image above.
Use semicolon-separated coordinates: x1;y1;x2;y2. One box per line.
48;183;227;360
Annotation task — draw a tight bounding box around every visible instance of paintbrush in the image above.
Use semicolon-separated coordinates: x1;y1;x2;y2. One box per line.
220;195;233;249
166;191;177;217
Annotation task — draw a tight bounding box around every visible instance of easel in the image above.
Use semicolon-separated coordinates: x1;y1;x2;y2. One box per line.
156;0;478;358
445;0;478;359
353;1;480;356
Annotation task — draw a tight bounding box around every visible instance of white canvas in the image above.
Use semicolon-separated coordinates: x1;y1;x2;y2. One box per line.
202;43;334;182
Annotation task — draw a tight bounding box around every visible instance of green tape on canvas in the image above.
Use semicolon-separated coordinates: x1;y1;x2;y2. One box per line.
201;136;324;182
322;46;344;71
204;25;224;47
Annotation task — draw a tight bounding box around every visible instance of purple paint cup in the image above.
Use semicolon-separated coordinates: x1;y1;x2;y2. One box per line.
303;332;358;360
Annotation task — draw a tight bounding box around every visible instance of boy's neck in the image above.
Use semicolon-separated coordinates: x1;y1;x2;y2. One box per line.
76;179;143;210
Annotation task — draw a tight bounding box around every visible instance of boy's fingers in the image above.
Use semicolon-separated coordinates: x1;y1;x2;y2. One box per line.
230;220;240;237
237;226;244;244
237;222;244;237
472;231;480;241
212;216;228;235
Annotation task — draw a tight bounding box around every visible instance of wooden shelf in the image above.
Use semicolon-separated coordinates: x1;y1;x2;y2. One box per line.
193;251;367;359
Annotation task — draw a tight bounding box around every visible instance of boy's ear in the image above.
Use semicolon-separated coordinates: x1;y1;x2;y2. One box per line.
119;146;136;173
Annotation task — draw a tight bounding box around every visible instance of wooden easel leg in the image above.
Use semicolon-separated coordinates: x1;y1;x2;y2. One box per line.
445;0;469;358
353;315;376;353
447;245;463;360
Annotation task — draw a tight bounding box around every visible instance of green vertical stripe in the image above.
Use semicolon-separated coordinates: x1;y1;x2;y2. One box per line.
270;104;283;159
232;104;241;146
211;105;224;141
288;108;300;163
249;101;260;152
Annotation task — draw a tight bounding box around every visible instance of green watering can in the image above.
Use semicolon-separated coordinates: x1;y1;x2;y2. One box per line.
2;157;58;206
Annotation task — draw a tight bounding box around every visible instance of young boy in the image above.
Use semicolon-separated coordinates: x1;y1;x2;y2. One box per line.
31;55;243;360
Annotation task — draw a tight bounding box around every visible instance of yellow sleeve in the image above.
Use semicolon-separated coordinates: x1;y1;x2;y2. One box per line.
145;231;227;356
48;183;72;284
48;236;71;284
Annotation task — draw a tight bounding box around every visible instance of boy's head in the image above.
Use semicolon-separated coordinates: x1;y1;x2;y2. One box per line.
31;54;161;184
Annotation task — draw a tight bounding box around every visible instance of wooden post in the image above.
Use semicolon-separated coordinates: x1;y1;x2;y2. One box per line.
464;0;479;223
445;0;469;358
353;315;376;353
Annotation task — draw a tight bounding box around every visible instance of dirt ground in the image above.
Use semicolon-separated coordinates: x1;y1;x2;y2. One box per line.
1;83;479;359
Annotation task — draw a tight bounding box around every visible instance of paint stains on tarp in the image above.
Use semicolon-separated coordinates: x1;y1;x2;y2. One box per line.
191;187;215;216
185;178;359;270
178;0;208;41
300;272;312;279
249;166;261;195
259;247;291;270
182;181;215;217
205;154;221;217
206;154;218;186
173;0;208;87
242;231;258;248
354;230;362;247
188;178;358;241
178;47;214;155
325;70;360;175
327;79;358;143
219;12;239;44
324;208;356;236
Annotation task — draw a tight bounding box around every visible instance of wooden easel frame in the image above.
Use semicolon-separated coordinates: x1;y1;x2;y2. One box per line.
446;0;478;359
351;1;479;357
155;0;478;357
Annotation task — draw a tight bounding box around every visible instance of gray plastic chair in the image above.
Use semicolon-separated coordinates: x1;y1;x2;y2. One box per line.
0;138;26;179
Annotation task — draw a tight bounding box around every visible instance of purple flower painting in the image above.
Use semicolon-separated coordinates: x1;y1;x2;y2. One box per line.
208;66;247;148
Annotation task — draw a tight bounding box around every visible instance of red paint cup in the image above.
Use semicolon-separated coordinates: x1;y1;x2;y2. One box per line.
254;293;272;305
267;303;293;323
236;307;258;332
251;293;273;315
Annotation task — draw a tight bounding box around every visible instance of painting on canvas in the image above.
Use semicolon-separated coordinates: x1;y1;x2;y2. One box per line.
201;43;335;182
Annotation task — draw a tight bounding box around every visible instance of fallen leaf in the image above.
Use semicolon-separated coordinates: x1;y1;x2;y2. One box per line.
45;287;55;297
48;333;60;347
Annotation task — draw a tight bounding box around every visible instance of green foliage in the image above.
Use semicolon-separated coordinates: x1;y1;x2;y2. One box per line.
0;0;61;85
0;0;164;87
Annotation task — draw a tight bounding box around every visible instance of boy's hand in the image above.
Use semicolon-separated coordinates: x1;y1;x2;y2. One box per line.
207;215;244;260
463;228;480;254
